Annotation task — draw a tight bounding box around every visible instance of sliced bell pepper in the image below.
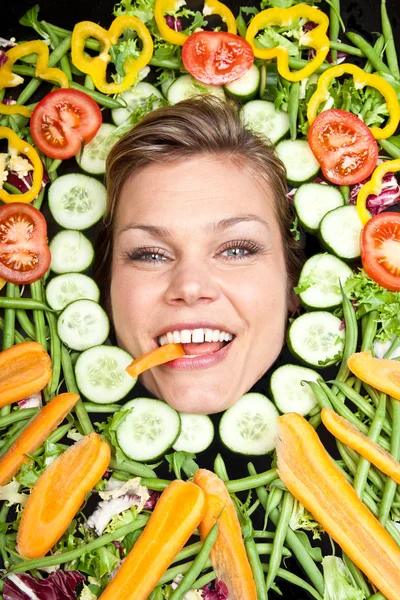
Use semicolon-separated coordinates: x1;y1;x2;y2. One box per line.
126;343;186;377
0;127;43;204
307;64;400;140
0;40;68;90
71;16;153;95
245;5;329;82
356;158;400;224
154;0;237;46
0;104;32;118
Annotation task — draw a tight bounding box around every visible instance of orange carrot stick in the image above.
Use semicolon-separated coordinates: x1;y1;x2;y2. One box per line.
17;432;110;559
348;350;400;401
98;480;205;600
321;407;400;485
0;392;80;486
126;343;186;377
276;412;400;600
0;341;52;408
193;469;257;600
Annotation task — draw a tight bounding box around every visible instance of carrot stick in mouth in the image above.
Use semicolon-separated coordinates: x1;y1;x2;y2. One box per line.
126;343;186;377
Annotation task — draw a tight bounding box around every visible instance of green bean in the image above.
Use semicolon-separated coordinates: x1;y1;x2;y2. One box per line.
353;393;386;498
306;380;333;410
83;402;121;413
329;40;363;57
0;415;37;458
333;287;358;390
29;281;48;353
32;423;73;457
367;594;386;600
46;312;62;397
236;13;247;38
0;503;10;567
33;187;46;211
0;89;5;102
342;553;371;597
15;310;35;339
225;468;278;493
337;443;384;504
329;0;340;63
2;182;22;195
346;32;391;74
254;530;275;539
170;524;218;600
171;541;203;564
9;515;149;573
108;457;157;479
379;138;400;159
61;346;93;434
288;81;300;140
214;453;229;481
262;564;323;600
381;0;400;78
2;283;17;351
339;185;350;203
264;486;283;530
328;381;391;436
48;158;63;173
136;477;171;491
0;408;39;429
384;336;400;359
379;398;400;525
42;21;72;81
245;538;268;600
365;35;386;74
190;570;216;589
159;559;212;586
0;317;25;345
0;298;51;311
309;412;322;430
266;491;294;591
354;311;378;393
69;82;126;109
84;75;95;91
288;57;331;73
149;57;181;69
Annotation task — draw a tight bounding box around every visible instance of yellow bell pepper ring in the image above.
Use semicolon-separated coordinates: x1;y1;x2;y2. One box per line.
0;104;32;118
154;0;236;47
0;127;43;205
71;16;153;95
356;158;400;225
307;64;400;140
245;5;330;83
0;40;68;90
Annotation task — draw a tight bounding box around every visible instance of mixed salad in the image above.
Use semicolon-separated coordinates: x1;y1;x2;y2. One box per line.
1;0;400;598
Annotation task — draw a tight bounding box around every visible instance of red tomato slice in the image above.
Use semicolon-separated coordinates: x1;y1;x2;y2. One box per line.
308;109;379;185
361;212;400;292
182;31;254;85
0;203;51;284
30;89;102;160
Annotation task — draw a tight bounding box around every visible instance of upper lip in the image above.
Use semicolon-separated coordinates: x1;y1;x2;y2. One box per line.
155;322;235;338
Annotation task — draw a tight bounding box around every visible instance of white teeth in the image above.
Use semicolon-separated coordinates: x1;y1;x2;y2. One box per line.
157;327;234;346
180;329;191;344
192;329;205;343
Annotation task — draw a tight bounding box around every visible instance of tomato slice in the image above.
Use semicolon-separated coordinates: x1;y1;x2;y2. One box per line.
308;109;379;185
361;212;400;292
182;31;254;85
0;203;51;284
30;89;102;160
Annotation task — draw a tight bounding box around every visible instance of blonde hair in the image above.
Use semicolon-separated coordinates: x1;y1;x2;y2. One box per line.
95;95;304;308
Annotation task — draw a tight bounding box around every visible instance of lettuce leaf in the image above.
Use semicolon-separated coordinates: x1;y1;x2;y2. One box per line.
4;571;84;600
322;556;366;600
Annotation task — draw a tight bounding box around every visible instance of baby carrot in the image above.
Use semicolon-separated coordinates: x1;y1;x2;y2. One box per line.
126;343;185;377
0;392;80;486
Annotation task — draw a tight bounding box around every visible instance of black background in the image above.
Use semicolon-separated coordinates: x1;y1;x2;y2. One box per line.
3;1;400;598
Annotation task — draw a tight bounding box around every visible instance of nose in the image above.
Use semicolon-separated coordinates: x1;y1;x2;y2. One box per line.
164;255;220;307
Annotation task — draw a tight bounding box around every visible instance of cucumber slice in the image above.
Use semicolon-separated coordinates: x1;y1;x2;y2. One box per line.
57;299;109;351
76;123;119;175
75;345;136;404
240;100;289;144
297;253;353;310
172;413;214;453
116;398;181;461
46;273;100;311
224;64;260;102
219;393;279;455
48;173;106;230
287;311;345;368
167;74;225;104
270;364;320;416
294;183;344;233
276;139;320;186
111;82;164;126
49;230;94;274
319;205;362;261
161;75;176;99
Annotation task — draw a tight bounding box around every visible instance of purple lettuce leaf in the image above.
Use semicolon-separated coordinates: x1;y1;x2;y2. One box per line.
4;571;84;600
350;171;400;215
201;579;229;599
165;15;182;31
6;167;50;194
0;49;8;67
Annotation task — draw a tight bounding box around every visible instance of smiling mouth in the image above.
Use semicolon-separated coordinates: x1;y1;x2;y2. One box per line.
157;328;235;358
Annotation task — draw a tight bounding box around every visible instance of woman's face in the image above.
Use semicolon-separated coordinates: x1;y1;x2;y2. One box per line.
111;155;289;414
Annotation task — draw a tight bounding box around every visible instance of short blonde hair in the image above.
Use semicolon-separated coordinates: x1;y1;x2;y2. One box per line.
95;95;304;308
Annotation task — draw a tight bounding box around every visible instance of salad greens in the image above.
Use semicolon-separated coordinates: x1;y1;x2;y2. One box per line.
1;0;400;598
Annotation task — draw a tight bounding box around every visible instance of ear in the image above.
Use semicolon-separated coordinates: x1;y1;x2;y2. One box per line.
287;288;301;315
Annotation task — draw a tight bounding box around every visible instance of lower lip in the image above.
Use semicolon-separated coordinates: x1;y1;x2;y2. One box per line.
163;339;234;370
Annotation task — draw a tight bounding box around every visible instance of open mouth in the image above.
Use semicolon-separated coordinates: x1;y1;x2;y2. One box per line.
157;328;235;358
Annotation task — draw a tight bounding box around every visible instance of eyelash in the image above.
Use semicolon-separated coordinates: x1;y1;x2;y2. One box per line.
125;240;264;264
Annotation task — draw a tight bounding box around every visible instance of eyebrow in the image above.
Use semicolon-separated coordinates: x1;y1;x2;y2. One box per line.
118;214;271;238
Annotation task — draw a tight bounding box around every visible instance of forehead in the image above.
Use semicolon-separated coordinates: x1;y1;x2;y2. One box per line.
114;155;278;232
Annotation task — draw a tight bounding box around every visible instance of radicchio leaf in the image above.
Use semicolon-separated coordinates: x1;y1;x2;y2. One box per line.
0;49;8;67
201;579;229;599
6;167;50;194
2;98;16;105
350;172;400;215
165;15;182;31
3;571;84;600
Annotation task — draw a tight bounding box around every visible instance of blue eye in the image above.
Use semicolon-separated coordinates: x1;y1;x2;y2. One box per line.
126;248;168;263
220;240;262;260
